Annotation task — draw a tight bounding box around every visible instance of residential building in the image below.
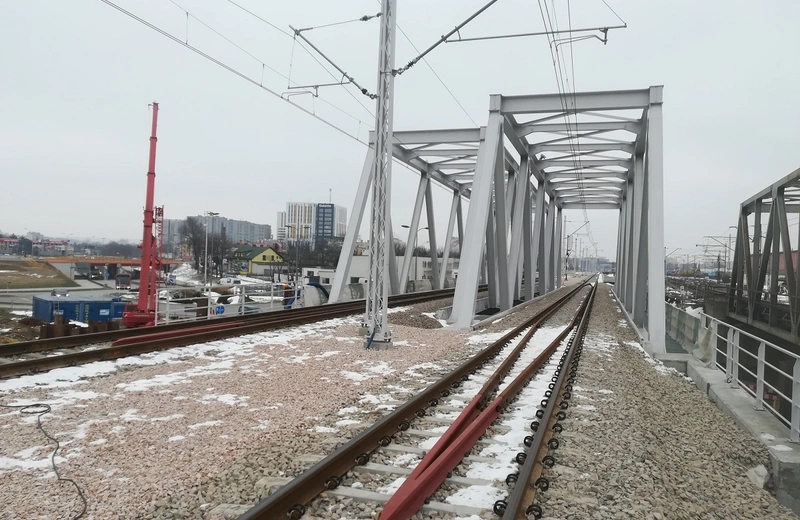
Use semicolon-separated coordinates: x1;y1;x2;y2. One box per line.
0;238;70;257
163;218;184;257
284;202;315;244
276;211;287;241
314;203;347;246
229;246;285;277
163;216;272;255
280;202;347;246
200;216;271;244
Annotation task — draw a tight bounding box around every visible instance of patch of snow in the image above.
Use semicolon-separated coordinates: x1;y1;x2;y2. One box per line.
281;354;311;364
364;361;393;376
188;420;222;429
341;371;371;383
311;426;337;433
150;414;185;422
335;419;360;426
760;433;776;441
201;394;249;406
772;445;794;452
685;306;703;318
376;476;406;494
386;306;412;314
315;351;340;359
168;435;186;442
120;409;146;422
0;328;11;333
338;406;360;415
10;310;32;317
445;484;505;508
468;329;513;346
391;453;420;468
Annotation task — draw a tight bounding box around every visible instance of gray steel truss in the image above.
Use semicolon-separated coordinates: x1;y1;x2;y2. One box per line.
331;86;666;353
729;167;800;343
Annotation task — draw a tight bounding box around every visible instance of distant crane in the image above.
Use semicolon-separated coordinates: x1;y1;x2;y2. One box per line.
122;102;163;327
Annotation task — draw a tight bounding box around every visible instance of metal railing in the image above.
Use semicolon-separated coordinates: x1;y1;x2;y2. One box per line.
666;303;799;442
153;285;286;326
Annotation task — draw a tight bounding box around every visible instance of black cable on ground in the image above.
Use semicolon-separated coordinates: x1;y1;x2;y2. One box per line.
0;402;88;519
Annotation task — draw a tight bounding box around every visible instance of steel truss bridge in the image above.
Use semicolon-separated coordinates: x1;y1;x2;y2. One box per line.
331;86;667;353
729;167;800;343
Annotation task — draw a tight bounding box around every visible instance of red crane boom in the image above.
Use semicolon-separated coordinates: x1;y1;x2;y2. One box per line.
122;102;161;327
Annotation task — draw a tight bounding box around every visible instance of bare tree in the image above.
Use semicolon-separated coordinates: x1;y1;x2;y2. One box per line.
180;217;205;271
211;232;233;277
314;238;343;268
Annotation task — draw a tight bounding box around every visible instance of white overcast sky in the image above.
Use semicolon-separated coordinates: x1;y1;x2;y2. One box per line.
2;0;799;263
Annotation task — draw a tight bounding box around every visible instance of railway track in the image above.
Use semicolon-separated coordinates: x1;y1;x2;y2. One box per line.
237;278;596;520
0;287;476;379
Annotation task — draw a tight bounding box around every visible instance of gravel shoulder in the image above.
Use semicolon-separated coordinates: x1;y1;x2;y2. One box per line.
480;276;590;333
0;296;481;519
540;282;797;520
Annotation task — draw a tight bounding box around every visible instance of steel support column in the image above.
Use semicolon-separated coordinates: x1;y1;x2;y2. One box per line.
425;179;441;289
644;87;665;354
330;149;374;302
450;111;503;328
507;156;530;299
440;190;460;288
523;182;534;300
633;154;648;327
400;175;429;291
532;181;547;296
555;207;563;288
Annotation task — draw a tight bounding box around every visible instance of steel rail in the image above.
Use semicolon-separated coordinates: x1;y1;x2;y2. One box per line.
498;281;598;519
0;287;476;379
380;280;594;519
388;280;591;498
236;278;592;520
0;287;471;358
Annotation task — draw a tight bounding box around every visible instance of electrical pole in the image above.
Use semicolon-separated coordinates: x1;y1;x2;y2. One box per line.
364;0;397;348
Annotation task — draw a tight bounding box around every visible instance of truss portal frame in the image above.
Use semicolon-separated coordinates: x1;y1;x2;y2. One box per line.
729;167;800;342
330;86;666;353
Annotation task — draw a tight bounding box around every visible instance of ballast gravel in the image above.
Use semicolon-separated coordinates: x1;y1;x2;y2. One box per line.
0;296;486;519
538;282;797;520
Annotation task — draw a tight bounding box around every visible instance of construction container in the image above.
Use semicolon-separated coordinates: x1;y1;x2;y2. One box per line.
32;295;126;324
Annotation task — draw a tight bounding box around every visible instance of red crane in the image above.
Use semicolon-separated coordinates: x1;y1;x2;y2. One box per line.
122;102;162;328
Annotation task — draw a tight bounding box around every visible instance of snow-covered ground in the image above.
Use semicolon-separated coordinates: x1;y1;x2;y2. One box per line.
0;312;477;518
168;263;202;286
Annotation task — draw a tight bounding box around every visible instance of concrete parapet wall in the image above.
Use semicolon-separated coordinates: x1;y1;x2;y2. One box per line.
686;359;800;514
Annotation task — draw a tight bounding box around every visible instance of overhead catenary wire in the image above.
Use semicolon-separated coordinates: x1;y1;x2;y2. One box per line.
394;22;478;126
537;0;614;255
393;0;502;76
224;0;376;119
99;0;371;143
294;12;381;33
601;0;628;25
100;0;453;202
168;0;373;122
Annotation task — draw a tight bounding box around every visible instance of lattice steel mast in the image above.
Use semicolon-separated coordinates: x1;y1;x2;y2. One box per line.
364;0;397;348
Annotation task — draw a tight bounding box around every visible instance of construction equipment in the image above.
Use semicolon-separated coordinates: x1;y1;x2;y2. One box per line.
122;102;163;327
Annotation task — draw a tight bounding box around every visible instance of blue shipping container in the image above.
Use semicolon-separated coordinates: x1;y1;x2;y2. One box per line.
32;295;125;324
